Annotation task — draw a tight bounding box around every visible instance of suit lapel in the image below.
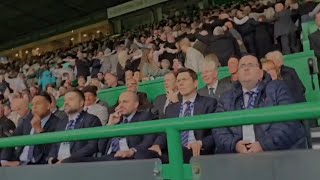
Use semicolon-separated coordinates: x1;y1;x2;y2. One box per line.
70;112;84;150
193;95;204;116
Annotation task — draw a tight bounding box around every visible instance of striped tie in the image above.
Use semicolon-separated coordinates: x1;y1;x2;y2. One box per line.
110;118;129;153
181;101;192;147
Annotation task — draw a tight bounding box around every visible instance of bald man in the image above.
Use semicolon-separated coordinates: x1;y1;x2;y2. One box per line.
62;91;155;163
213;55;307;154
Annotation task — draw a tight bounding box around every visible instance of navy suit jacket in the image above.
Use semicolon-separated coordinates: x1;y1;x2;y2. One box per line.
154;94;217;151
1;113;59;164
213;75;307;153
48;111;102;160
99;111;156;154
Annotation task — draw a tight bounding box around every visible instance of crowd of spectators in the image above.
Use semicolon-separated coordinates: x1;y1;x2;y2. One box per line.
0;0;319;167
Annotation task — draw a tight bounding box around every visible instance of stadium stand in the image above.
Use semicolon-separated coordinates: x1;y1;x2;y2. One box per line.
0;0;320;179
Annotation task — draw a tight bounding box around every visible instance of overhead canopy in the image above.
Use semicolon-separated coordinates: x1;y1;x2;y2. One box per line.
0;0;131;51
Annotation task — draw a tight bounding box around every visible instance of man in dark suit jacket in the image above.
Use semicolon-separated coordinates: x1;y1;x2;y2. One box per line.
1;92;59;166
66;91;155;163
48;89;101;164
198;54;233;100
147;68;217;163
213;55;306;154
309;12;320;59
152;72;181;119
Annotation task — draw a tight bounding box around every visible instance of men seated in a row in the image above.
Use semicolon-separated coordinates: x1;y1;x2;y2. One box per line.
0;55;308;166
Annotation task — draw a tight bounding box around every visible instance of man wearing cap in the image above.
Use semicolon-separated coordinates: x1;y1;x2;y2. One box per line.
1;92;60;166
82;86;109;125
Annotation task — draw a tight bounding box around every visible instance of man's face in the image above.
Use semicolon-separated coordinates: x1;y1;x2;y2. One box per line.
105;73;116;86
78;77;86;86
12;99;28;116
97;73;104;81
228;58;239;74
84;92;96;107
164;73;177;91
126;79;138;93
201;66;218;86
238;56;263;88
176;72;198;96
32;96;50;118
316;13;320;27
117;93;139;116
64;92;84;114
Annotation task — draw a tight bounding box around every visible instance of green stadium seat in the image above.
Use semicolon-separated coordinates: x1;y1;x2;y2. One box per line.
302;21;318;51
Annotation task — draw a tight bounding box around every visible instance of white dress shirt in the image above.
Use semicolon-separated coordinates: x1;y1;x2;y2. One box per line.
57;112;80;160
180;94;197;145
242;87;258;143
19;114;51;162
207;80;219;95
107;112;136;154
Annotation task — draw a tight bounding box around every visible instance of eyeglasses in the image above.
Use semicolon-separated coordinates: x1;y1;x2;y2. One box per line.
238;63;260;69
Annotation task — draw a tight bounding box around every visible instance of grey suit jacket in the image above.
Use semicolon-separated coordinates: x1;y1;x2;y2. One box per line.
151;93;183;119
274;10;296;38
198;80;233;100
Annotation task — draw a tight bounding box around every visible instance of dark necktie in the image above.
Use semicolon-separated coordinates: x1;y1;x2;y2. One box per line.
181;101;192;147
209;88;215;97
110;118;129;153
245;91;255;109
66;119;76;130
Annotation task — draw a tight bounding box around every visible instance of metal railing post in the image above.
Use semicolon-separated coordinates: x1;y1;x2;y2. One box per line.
166;128;184;180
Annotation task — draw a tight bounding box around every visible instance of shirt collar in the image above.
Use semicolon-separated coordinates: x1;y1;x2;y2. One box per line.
40;113;51;128
242;86;258;95
182;93;197;104
207;80;218;90
123;112;136;123
68;112;81;121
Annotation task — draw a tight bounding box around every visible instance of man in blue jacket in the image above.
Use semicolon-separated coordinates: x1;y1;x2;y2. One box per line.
213;55;307;154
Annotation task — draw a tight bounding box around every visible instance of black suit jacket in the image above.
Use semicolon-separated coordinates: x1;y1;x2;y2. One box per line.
154;94;217;151
1;113;59;164
280;65;306;102
151;93;182;119
309;30;320;59
48;111;102;160
99;111;156;154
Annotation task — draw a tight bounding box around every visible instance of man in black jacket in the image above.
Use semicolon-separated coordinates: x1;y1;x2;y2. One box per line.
1;92;59;166
146;68;217;163
197;27;241;66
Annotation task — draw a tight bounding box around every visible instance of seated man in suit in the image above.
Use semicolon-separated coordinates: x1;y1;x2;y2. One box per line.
145;68;217;163
126;78;152;112
309;12;320;59
151;72;180;119
48;89;102;164
198;54;233;100
213;55;307;154
1;92;60;166
67;91;155;162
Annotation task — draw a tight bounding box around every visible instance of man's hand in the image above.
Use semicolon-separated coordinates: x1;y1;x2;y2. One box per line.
31;115;44;133
1;161;20;167
247;142;264;153
235;140;251;154
188;141;203;156
148;145;162;156
107;110;122;126
166;90;179;103
114;149;135;158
